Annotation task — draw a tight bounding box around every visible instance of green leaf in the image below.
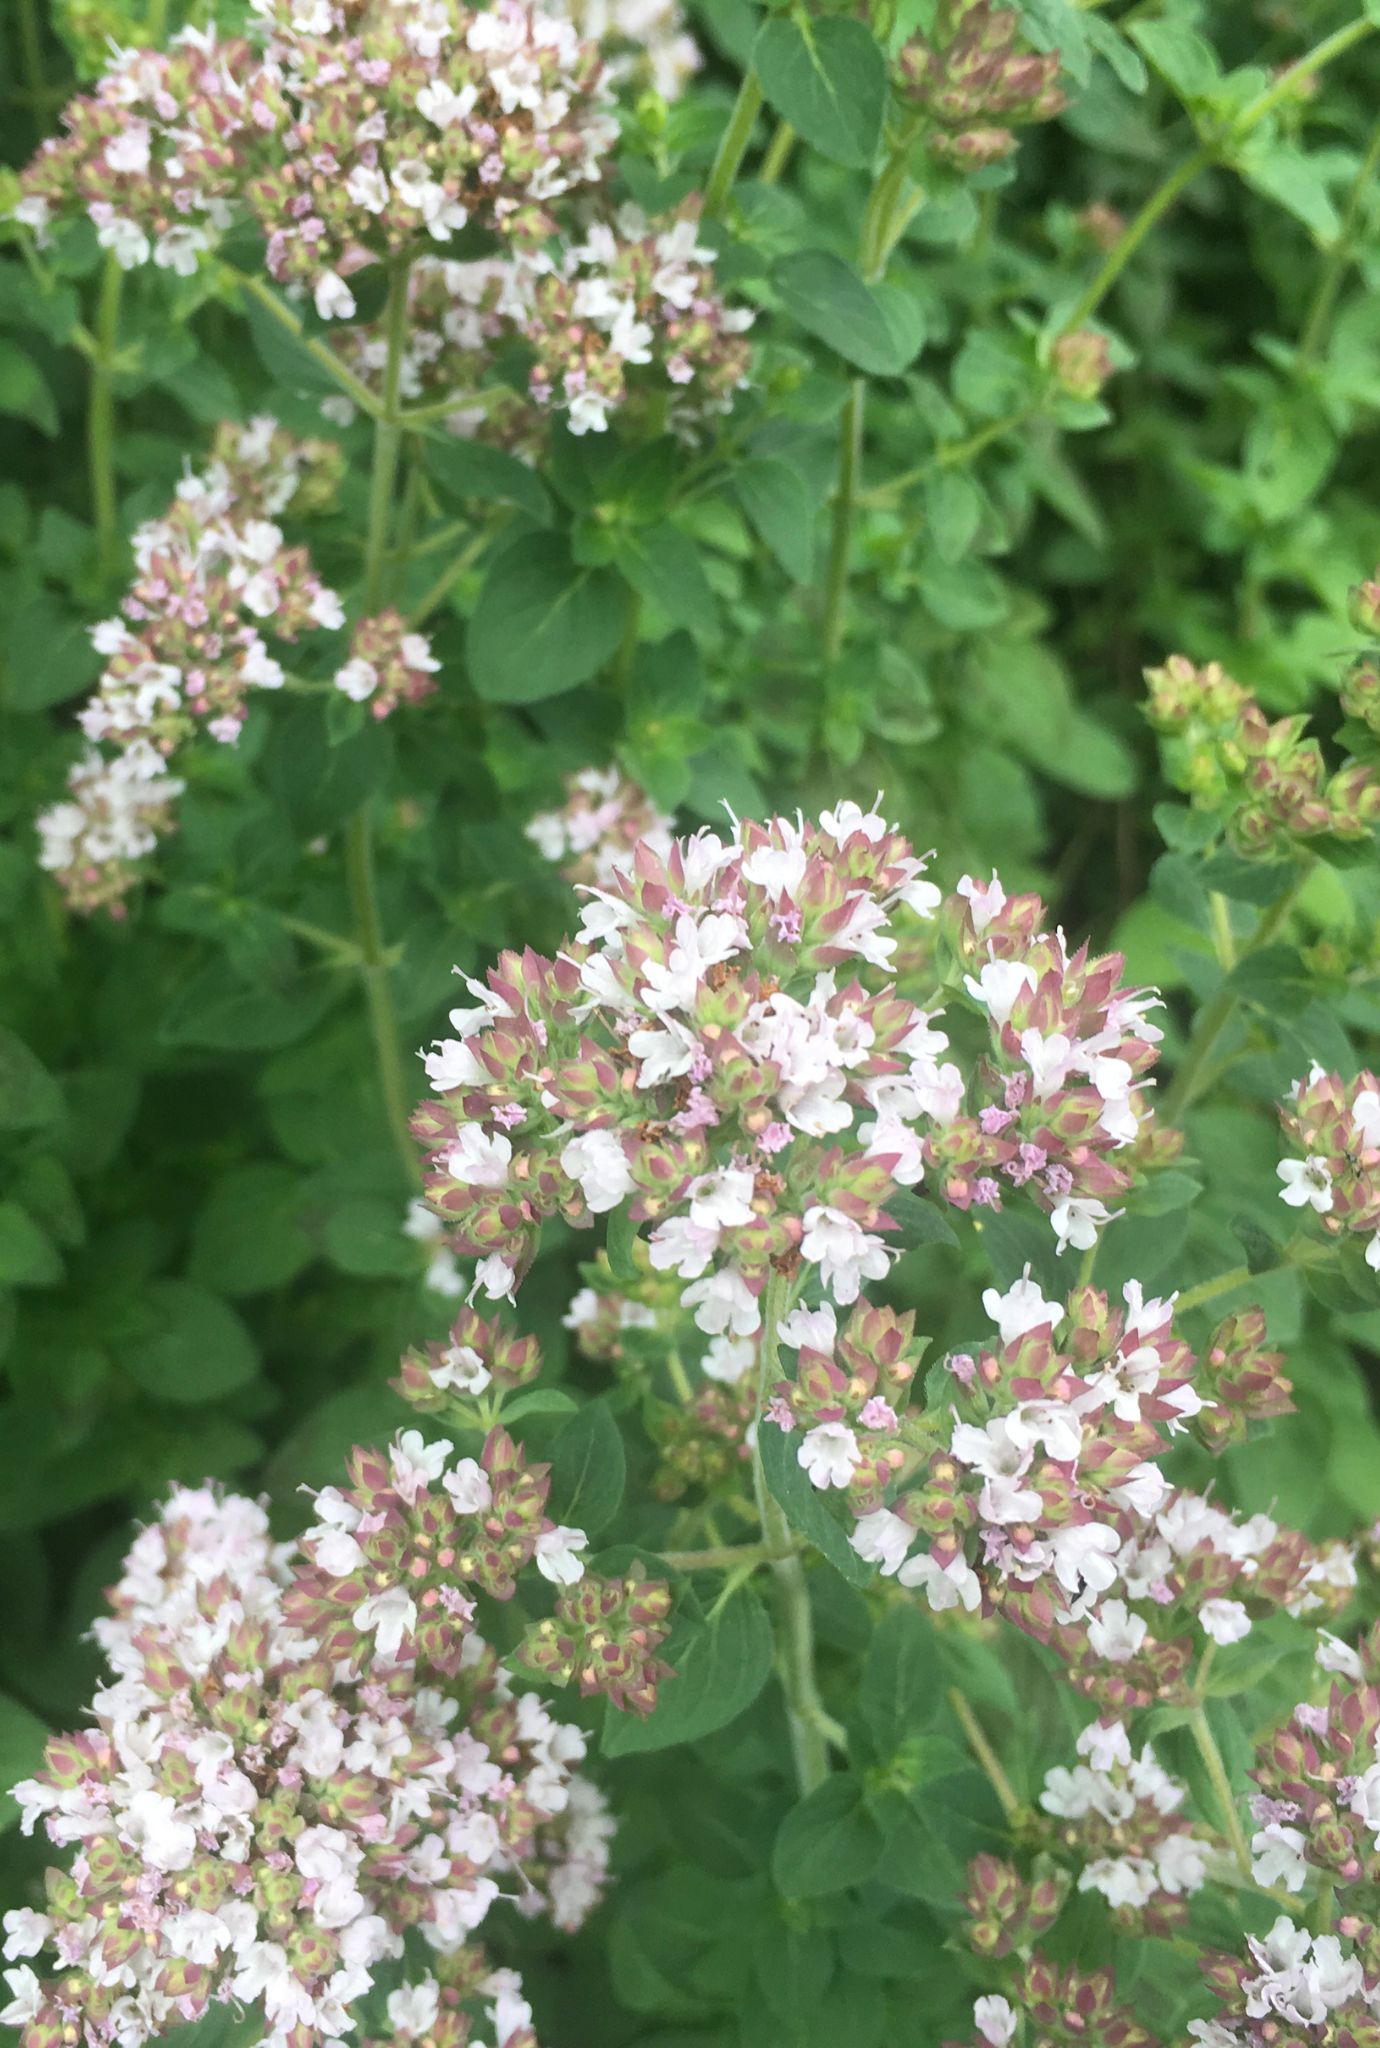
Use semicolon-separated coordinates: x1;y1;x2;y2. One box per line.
0;1692;50;1832
1236;140;1340;242
500;1387;580;1424
887;1188;959;1249
0;338;58;435
4;590;103;709
606;1206;641;1284
771;1775;885;1897
118;1280;259;1405
773;252;924;378
602;1585;773;1754
0;1029;63;1131
924;469;983;565
549;1399;626;1534
467;535;628;703
322;1196;419;1278
753;16;887;169
189;1165;314;1296
613;523;718;636
0;1203;62;1287
421;433;552;525
733;457;817;583
240;288;340;396
1130;1170;1203;1216
857;1607;939;1761
1128;18;1221;99
759;1422;873;1586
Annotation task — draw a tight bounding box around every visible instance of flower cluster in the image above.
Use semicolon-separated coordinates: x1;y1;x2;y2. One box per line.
799;1269;1341;1684
823;1272;1205;1613
1248;1628;1380;1894
1277;1064;1380;1272
36;743;185;919
289;1425;590;1672
1194;1918;1380;2046
1146;653;1380;856
1005;1484;1355;1715
961;1854;1067;1959
933;875;1174;1253
15;0;620;316
334;609;441;718
1038;1719;1212;1920
896;0;1066;169
413;800;966;1324
526;766;675;888
394;1300;544;1418
36;418;343;912
519;1565;673;1715
412;804;1175;1349
11;26;252;272
519;206;754;436
0;1477;603;2048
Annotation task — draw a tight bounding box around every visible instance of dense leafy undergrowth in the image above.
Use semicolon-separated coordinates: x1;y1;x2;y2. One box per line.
6;2;1380;2046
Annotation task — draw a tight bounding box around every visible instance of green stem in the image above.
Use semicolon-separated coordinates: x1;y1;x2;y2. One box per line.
408;524;501;626
948;1687;1021;1823
88;256;123;584
347;263;419;1186
1174;1265;1252;1317
1297;115;1380;365
1058;146;1210;336
704;71;763;217
15;0;44;105
662;1540;794;1571
820;380;864;665
753;1270;839;1793
144;0;168;39
345;811;417;1182
859;406;1035;508
1189;1702;1252;1877
1057;13;1376;339
1159;864;1312;1125
222;265;382;419
760;121;795;184
1235;15;1375;131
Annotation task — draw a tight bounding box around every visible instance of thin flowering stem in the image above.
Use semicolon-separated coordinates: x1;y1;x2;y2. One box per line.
662;1539;800;1572
703;70;763;217
346;260;421;1186
760;121;795;183
753;1267;840;1792
858;405;1038;509
1297;113;1380;366
1159;861;1314;1124
1189;1701;1253;1878
1057;13;1376;340
409;519;507;627
820;380;864;665
948;1686;1022;1824
87;255;122;584
221;264;383;421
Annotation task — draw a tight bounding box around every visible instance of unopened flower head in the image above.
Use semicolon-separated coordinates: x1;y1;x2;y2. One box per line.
896;0;1066;168
1146;654;1380;855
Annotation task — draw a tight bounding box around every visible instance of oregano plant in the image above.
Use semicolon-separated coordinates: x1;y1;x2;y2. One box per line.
5;2;1380;2047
